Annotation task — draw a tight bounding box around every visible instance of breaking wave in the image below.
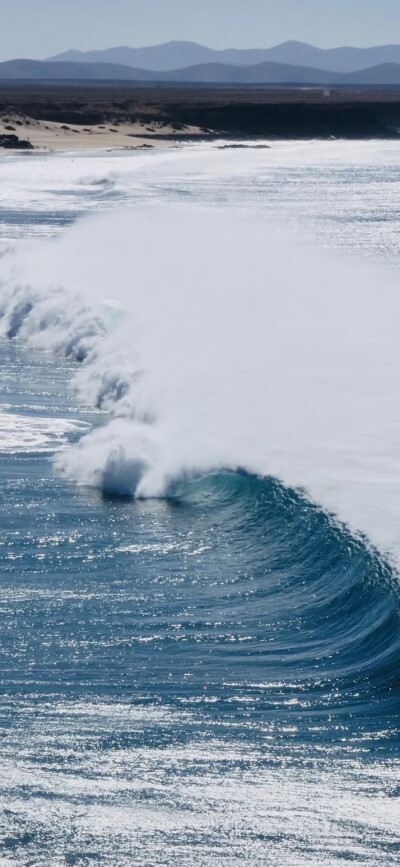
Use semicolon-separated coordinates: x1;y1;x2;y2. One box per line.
1;203;400;558
1;184;400;865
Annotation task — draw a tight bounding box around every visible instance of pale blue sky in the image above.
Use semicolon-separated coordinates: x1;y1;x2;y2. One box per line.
0;0;399;61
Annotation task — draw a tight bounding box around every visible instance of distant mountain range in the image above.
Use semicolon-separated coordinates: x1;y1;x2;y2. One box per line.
47;40;400;75
0;59;154;81
1;41;400;86
1;57;400;86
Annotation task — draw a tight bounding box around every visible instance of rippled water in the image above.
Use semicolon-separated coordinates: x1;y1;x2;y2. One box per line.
0;142;400;865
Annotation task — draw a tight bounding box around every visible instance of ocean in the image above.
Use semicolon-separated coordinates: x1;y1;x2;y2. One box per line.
0;141;400;866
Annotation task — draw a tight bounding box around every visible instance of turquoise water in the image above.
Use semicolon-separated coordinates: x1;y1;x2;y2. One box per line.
0;143;400;865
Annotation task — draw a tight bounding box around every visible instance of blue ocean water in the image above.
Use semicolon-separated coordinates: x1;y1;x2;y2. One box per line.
0;143;400;865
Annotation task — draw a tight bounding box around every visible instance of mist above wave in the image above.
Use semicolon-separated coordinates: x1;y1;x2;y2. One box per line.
1;204;400;555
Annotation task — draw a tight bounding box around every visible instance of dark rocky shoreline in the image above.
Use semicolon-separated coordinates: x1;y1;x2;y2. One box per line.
0;133;33;149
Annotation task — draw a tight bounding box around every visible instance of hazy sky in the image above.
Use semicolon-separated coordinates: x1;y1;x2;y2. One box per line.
0;0;399;61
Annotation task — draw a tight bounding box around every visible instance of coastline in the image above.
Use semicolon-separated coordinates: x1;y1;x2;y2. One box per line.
1;84;400;154
1;84;400;153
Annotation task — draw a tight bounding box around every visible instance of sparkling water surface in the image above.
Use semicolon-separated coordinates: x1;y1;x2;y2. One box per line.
0;142;400;865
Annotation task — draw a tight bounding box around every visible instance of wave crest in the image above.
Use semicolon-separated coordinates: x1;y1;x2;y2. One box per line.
2;204;400;557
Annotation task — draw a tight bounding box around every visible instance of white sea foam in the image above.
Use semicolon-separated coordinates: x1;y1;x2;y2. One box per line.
1;197;400;558
0;410;88;453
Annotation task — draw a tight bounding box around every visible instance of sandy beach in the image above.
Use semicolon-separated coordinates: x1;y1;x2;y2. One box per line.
0;113;204;152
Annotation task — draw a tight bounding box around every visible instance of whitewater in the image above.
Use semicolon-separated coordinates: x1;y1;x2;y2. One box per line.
2;143;400;555
0;141;400;866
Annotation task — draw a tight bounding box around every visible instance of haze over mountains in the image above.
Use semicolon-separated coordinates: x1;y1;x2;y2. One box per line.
0;59;154;82
48;40;400;74
1;41;400;85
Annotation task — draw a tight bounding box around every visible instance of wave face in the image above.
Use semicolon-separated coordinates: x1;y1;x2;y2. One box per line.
1;144;400;864
165;468;400;728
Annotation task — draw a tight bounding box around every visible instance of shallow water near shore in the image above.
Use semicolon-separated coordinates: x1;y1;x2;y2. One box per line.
0;142;400;865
